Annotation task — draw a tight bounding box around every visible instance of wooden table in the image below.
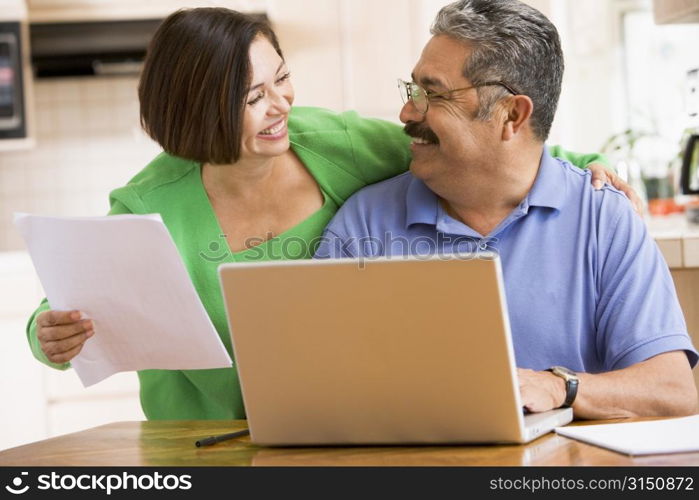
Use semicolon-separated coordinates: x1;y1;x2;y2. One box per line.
1;419;698;466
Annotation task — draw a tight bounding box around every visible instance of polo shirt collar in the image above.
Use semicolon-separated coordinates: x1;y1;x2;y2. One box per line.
526;146;567;211
404;146;566;230
406;175;439;227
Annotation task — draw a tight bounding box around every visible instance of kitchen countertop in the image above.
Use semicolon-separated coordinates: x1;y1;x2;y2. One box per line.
646;213;699;239
646;214;699;269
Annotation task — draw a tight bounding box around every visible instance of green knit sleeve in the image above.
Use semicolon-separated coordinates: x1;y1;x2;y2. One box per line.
342;111;412;185
549;145;611;170
25;199;134;370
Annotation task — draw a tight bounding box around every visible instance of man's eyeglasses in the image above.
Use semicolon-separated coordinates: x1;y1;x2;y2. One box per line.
397;78;518;114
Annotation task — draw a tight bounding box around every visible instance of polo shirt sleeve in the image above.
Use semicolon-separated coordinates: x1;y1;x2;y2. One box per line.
595;190;698;371
315;228;359;259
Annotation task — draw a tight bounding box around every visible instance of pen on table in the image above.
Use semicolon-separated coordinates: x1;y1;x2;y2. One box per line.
195;428;250;447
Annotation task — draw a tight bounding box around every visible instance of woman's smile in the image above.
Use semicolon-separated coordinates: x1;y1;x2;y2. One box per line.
257;118;288;140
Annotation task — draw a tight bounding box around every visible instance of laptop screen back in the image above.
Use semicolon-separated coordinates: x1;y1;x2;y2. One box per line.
219;255;526;445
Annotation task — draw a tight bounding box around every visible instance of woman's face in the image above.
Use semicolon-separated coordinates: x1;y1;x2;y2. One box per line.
239;36;294;162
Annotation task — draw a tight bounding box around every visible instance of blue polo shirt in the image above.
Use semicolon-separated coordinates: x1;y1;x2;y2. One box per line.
315;148;698;373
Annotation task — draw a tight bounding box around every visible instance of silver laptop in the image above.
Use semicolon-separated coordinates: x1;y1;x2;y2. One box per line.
219;254;573;446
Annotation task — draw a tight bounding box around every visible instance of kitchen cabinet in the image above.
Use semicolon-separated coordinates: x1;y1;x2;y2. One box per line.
653;0;699;24
27;0;268;23
649;215;699;268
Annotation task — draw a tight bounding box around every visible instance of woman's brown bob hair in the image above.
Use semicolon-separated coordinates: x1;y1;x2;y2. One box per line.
139;8;283;164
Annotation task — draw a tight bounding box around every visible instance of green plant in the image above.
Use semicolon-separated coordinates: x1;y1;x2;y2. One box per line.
600;128;653;159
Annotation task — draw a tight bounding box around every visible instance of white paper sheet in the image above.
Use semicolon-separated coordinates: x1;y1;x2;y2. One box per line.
555;415;699;455
14;213;233;386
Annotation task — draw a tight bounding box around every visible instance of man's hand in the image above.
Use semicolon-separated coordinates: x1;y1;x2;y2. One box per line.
517;368;566;413
587;163;644;216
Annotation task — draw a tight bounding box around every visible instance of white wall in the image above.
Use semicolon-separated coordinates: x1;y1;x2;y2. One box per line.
550;0;628;153
0;253;47;449
269;0;440;122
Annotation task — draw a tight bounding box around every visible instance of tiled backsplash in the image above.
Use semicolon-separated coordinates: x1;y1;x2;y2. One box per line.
0;76;161;251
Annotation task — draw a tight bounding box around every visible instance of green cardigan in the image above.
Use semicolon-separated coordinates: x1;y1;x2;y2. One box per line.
26;106;607;419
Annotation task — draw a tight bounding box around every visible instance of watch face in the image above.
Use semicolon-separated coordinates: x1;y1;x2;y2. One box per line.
552;366;577;380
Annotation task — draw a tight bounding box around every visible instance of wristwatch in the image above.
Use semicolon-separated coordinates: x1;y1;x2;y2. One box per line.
546;366;579;408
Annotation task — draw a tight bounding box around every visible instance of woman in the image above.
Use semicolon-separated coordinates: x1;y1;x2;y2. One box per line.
26;8;630;420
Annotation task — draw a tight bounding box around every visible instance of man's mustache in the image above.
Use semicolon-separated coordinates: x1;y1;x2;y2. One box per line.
403;121;439;144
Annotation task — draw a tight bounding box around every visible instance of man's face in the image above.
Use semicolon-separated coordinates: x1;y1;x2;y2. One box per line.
400;35;503;184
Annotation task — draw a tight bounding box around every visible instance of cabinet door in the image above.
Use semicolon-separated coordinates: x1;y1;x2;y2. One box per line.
46;371;143;438
670;269;699;399
653;0;699;24
28;1;268;23
0;318;47;451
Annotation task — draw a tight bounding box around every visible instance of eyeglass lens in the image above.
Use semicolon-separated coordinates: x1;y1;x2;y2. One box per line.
398;80;428;113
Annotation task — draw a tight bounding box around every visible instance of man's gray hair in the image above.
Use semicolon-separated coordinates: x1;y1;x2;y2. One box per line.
431;0;563;141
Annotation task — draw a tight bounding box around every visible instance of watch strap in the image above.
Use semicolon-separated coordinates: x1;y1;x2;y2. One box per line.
546;367;579;408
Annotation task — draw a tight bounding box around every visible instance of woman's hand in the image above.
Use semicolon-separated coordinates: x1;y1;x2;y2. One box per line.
588;163;644;216
36;310;94;364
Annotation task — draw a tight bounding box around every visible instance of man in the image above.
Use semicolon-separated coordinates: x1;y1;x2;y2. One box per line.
315;0;698;419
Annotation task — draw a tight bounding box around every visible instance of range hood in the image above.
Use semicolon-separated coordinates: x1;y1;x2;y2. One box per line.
29;18;162;78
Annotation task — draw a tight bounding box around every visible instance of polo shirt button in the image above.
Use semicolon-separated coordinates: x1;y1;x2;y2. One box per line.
479;243;488;250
